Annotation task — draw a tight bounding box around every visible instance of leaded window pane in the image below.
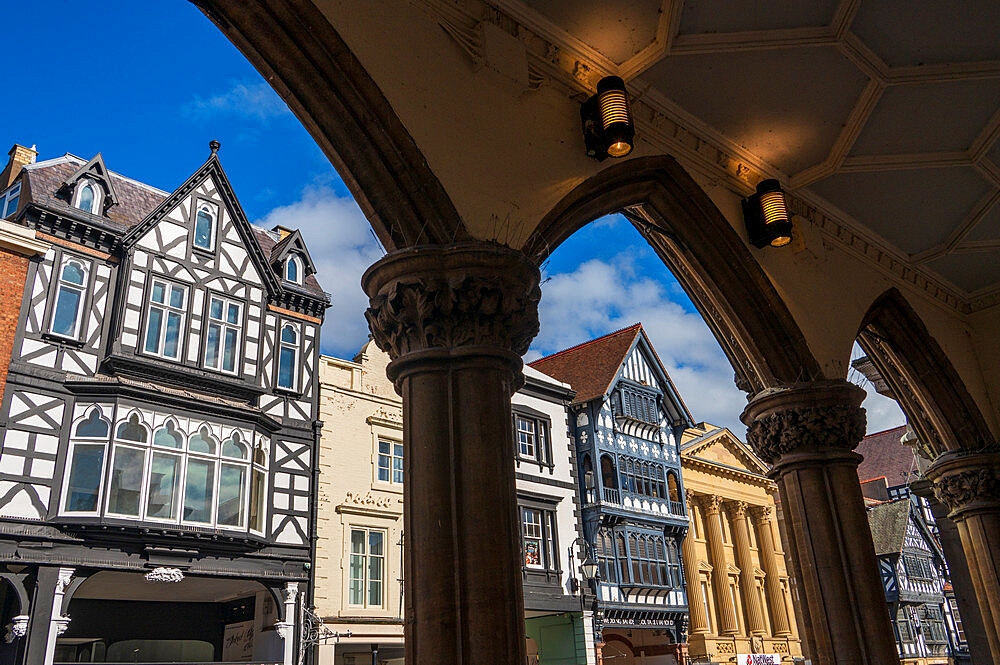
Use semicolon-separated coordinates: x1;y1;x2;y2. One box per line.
108;446;146;516
66;444;105;512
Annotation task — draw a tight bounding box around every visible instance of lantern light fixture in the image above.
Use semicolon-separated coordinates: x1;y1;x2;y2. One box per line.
742;178;792;248
581;76;635;161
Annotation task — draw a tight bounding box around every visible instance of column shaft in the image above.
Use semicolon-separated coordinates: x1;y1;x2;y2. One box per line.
728;501;766;635
682;495;709;635
751;506;792;637
363;243;540;665
744;381;899;665
698;495;738;636
928;451;1000;663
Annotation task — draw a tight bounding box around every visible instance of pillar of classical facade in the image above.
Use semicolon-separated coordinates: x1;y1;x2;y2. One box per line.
742;381;898;665
696;495;739;636
362;243;540;665
750;505;792;637
727;501;766;636
682;493;709;636
925;449;1000;662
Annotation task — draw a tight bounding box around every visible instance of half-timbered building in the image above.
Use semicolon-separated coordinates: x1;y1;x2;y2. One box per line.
0;143;328;665
530;324;693;665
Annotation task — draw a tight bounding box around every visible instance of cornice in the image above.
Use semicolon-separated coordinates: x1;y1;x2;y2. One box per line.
681;455;776;490
0;220;48;256
419;0;982;315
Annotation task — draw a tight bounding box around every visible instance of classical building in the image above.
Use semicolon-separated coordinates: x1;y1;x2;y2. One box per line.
530;324;691;664
0;144;328;665
314;342;594;665
678;423;801;663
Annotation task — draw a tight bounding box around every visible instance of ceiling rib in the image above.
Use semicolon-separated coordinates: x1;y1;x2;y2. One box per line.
912;190;1000;264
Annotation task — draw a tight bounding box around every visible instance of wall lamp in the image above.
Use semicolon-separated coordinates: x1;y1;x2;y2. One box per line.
742;178;792;248
581;76;635;161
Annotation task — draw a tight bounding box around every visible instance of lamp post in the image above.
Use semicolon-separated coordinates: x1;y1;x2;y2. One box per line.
569;536;601;653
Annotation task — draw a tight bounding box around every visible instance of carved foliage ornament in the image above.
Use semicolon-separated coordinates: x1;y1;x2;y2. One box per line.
933;468;1000;513
366;272;540;359
746;403;866;464
145;567;185;583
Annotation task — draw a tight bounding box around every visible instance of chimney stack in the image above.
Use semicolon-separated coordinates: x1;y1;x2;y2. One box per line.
272;225;294;241
0;144;37;189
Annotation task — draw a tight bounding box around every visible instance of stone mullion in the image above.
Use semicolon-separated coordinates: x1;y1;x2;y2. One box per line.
743;380;899;665
728;500;766;636
683;491;709;635
698;494;739;636
363;242;540;665
751;506;792;637
927;450;1000;663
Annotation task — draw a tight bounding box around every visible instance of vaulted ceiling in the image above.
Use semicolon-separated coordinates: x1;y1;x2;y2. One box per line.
499;0;1000;303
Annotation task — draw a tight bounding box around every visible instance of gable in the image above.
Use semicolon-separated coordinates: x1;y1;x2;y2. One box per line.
61;153;119;209
612;330;693;426
124;154;278;294
682;429;769;475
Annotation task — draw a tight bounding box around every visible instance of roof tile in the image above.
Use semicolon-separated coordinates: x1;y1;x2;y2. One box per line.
529;324;641;404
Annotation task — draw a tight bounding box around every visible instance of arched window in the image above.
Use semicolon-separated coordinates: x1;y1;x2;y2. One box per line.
667;540;681;587
656;538;668;585
218;431;249;527
188;425;217;454
116;413;148;443
617;534;629;583
193;202;216;250
582;455;594;490
75;180;99;214
75;406;109;438
667;472;680;502
600;455;617;490
276;323;299;390
107;413;150;517
249;441;268;533
51;258;88;338
153;420;183;449
285;256;302;284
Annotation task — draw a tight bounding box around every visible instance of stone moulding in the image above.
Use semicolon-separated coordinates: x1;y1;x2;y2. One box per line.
926;449;1000;517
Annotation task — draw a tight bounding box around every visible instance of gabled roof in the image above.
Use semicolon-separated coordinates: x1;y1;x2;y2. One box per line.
529;323;694;425
856;425;917;488
61;153;119;208
269;228;317;276
529;324;641;404
680;424;770;476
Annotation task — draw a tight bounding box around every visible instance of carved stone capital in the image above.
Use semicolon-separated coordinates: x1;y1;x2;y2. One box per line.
284;582;300;604
696;494;723;516
926;450;1000;517
4;615;27;643
362;243;541;363
274;620;293;641
53;615;71;636
749;505;773;525
742;381;867;464
725;500;748;520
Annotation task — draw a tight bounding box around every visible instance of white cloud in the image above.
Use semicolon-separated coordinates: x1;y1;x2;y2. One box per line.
530;254;750;437
256;186;383;359
185;81;291;121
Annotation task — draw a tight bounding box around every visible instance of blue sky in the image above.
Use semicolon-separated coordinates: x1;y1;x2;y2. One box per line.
3;2;903;436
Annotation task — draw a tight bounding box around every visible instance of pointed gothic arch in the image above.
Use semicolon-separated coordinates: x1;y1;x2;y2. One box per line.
857;288;994;458
524;155;823;396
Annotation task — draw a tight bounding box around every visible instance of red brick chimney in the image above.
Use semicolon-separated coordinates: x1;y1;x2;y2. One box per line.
0;144;38;189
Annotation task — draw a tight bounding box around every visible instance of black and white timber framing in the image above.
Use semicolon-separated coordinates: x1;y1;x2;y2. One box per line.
0;146;329;665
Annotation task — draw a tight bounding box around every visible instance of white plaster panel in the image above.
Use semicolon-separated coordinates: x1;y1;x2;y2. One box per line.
293;475;308;492
19;337;48;358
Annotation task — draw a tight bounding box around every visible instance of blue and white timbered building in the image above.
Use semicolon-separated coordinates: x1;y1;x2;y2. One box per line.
531;324;693;664
868;498;963;665
0;144;328;665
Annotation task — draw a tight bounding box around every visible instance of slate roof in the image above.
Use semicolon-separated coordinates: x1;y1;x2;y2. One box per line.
867;498;910;556
856;425;917;488
19;154;327;298
529;324;642;404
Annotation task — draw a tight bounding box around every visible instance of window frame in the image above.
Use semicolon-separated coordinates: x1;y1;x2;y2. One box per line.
46;255;91;342
376;438;404;486
614;382;661;426
347;526;387;610
517;495;561;578
275;320;302;393
511;406;553;469
202;292;245;375
191;199;218;254
0;182;20;219
60;405;114;516
72;179;101;215
141;277;188;362
285;255;303;284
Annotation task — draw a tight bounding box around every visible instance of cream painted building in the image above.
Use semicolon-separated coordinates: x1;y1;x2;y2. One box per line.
314;341;595;665
679;424;802;664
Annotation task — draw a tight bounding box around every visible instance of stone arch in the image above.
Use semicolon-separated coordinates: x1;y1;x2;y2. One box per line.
524;155;822;395
856;287;994;458
603;633;636;656
192;0;466;250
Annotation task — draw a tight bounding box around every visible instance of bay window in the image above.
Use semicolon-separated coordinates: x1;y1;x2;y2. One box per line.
276;323;299;390
60;410;267;533
50;258;89;339
204;295;242;374
349;528;385;608
143;278;186;360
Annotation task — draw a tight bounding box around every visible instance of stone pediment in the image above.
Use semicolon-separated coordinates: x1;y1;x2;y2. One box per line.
683;428;769;476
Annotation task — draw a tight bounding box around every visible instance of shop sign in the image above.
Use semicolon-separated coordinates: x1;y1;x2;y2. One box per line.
737;654;780;665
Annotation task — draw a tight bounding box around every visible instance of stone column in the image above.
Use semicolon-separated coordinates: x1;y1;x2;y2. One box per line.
363;243;540;665
696;495;738;636
750;505;792;637
743;381;899;665
682;492;709;636
926;449;1000;663
727;501;766;636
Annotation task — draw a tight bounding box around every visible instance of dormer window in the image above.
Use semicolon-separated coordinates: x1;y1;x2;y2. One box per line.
285;255;302;284
73;180;100;215
193;201;217;251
